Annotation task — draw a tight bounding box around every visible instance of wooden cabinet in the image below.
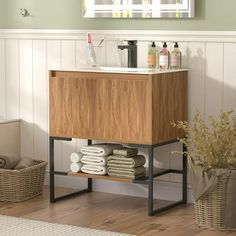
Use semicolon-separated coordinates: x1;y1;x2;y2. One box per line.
49;70;187;145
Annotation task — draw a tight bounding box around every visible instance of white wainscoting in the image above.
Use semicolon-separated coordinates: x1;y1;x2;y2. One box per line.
1;30;236;201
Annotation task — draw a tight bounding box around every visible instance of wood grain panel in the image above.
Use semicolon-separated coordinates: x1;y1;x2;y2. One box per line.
49;75;64;136
152;71;188;144
108;77;151;143
50;70;187;145
50;71;152;144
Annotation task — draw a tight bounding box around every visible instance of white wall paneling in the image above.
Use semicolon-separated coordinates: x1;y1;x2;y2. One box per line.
105;40;123;67
1;30;236;201
0;39;6;118
76;40;87;68
223;43;236;112
33;40;48;162
137;41;149;68
205;43;224;118
188;42;206;120
19;40;34;157
5;40;20;119
47;40;62;171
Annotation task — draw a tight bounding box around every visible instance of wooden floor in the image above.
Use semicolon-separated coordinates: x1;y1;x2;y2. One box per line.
0;187;235;236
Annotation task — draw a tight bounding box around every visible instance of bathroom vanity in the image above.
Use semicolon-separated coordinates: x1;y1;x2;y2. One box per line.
49;67;188;216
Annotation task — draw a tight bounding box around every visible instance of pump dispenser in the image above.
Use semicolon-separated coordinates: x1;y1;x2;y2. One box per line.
148;42;157;69
159;42;169;70
170;42;181;69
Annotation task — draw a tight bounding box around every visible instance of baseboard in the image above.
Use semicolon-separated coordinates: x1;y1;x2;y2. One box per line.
44;173;193;203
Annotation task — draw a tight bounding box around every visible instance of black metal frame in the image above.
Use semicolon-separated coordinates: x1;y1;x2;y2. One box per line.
49;137;93;202
49;137;187;216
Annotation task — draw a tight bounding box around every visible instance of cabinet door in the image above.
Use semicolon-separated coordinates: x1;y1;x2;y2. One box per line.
49;72;152;144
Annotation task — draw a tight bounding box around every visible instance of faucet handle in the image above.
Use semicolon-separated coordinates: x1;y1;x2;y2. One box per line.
125;40;137;45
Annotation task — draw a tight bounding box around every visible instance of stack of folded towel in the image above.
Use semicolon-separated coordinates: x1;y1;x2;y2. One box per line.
0;153;34;170
107;148;146;179
70;152;83;173
80;143;123;175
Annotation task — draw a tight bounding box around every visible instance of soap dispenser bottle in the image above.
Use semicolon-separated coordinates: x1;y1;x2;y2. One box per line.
148;42;157;69
170;42;181;69
159;42;169;70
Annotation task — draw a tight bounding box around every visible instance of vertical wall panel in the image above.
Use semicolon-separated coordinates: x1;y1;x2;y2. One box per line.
6;40;20;119
19;40;34;158
205;43;223;117
137;41;149;68
169;42;189;183
93;40;106;66
0;39;6;118
76;40;87;68
61;40;77;172
62;40;76;69
33;40;48;162
178;42;189;68
47;40;62;171
223;43;236;112
106;40;123;67
170;143;183;183
155;146;170;181
188;42;206;120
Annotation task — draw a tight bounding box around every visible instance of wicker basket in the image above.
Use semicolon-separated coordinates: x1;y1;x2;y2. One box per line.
0;160;47;202
194;174;229;230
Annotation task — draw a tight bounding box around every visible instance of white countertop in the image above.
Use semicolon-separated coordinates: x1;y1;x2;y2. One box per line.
50;66;188;75
0;118;20;124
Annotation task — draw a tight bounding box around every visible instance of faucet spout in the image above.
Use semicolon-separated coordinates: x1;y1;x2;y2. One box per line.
118;40;137;68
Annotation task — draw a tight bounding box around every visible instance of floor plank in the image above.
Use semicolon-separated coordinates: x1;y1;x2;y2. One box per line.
0;187;235;236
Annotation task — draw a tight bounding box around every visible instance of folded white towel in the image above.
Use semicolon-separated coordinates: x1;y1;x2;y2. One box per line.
70;162;83;173
81;155;108;166
80;144;122;157
81;164;107;175
70;152;83;163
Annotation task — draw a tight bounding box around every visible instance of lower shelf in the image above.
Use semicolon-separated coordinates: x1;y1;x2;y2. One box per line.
67;168;183;184
68;172;134;183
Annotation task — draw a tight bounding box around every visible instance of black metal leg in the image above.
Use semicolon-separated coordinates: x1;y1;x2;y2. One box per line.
49;137;55;203
148;145;154;216
145;142;188;216
182;143;188;203
49;136;91;203
87;139;92;192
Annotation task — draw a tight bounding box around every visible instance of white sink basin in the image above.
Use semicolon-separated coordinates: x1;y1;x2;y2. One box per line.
99;66;151;72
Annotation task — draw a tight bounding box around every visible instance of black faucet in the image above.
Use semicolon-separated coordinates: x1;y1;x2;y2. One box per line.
118;40;137;68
